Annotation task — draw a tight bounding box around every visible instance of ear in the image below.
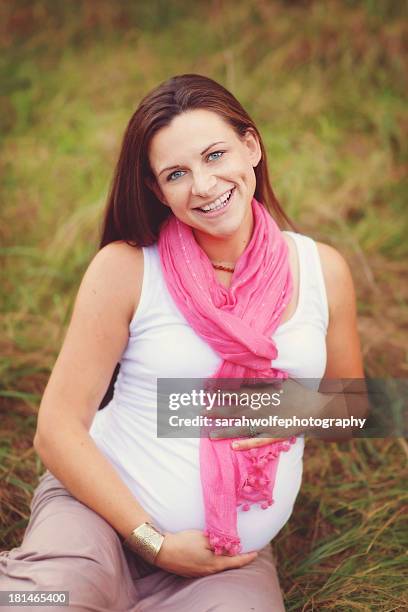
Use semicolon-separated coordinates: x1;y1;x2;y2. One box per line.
242;128;262;168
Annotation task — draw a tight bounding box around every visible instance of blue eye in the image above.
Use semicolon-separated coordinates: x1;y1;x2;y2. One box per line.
208;151;224;161
167;170;185;182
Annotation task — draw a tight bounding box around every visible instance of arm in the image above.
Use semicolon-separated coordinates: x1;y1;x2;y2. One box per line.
318;242;364;380
312;243;368;440
33;241;152;538
34;241;257;575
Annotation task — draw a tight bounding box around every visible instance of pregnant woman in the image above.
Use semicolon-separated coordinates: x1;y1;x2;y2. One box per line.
0;74;364;611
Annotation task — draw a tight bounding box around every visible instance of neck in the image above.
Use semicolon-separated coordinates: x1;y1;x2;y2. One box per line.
193;209;254;266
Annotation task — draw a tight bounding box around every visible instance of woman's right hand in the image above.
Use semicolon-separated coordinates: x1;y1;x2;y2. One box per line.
154;529;258;578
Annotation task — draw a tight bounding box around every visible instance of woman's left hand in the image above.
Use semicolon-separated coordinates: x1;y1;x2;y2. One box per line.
207;419;295;452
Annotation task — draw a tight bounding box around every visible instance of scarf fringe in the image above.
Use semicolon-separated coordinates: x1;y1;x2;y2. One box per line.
205;437;297;556
203;528;242;556
236;437;297;509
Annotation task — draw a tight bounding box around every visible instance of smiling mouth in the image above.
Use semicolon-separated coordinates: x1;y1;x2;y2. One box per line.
194;187;235;213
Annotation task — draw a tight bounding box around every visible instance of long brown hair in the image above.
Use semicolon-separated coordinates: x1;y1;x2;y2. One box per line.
97;74;295;410
99;73;294;249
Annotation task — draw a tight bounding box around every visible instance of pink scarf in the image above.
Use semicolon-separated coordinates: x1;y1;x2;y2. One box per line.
158;197;295;555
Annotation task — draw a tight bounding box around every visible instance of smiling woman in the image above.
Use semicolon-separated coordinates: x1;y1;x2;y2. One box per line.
0;73;364;611
147;109;260;248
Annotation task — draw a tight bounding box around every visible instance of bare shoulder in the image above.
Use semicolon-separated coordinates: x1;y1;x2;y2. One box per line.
315;242;356;314
94;240;143;270
81;241;143;325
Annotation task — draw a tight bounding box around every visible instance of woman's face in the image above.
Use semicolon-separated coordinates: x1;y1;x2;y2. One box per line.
147;109;261;240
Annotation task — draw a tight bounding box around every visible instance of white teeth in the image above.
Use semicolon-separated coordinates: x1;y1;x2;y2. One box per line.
199;189;233;212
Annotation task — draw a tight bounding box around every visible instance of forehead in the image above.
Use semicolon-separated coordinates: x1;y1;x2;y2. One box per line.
148;109;237;170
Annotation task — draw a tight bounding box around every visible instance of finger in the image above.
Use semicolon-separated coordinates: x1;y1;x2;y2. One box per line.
221;551;258;569
231;437;286;450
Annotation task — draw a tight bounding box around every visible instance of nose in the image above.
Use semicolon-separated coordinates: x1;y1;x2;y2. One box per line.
191;168;217;197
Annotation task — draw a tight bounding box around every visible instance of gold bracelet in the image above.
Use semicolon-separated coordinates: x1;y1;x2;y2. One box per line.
123;522;165;565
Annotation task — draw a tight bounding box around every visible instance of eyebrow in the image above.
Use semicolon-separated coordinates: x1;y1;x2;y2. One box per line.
157;141;227;177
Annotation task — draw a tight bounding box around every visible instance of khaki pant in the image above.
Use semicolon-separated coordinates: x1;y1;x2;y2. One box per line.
0;470;285;611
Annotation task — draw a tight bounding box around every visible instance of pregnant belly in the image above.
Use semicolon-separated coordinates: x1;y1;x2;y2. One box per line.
94;430;305;554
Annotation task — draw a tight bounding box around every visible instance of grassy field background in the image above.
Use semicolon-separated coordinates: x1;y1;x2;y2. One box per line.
0;1;407;610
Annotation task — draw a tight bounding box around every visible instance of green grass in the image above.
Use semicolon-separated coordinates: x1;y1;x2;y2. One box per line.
1;1;407;610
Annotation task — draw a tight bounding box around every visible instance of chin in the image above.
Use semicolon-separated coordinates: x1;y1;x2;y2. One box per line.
205;223;242;239
203;209;246;234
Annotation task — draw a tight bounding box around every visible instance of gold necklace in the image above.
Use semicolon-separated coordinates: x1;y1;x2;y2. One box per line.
210;260;235;273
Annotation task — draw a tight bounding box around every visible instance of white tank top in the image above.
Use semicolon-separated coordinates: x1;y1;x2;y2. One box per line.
89;231;329;552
